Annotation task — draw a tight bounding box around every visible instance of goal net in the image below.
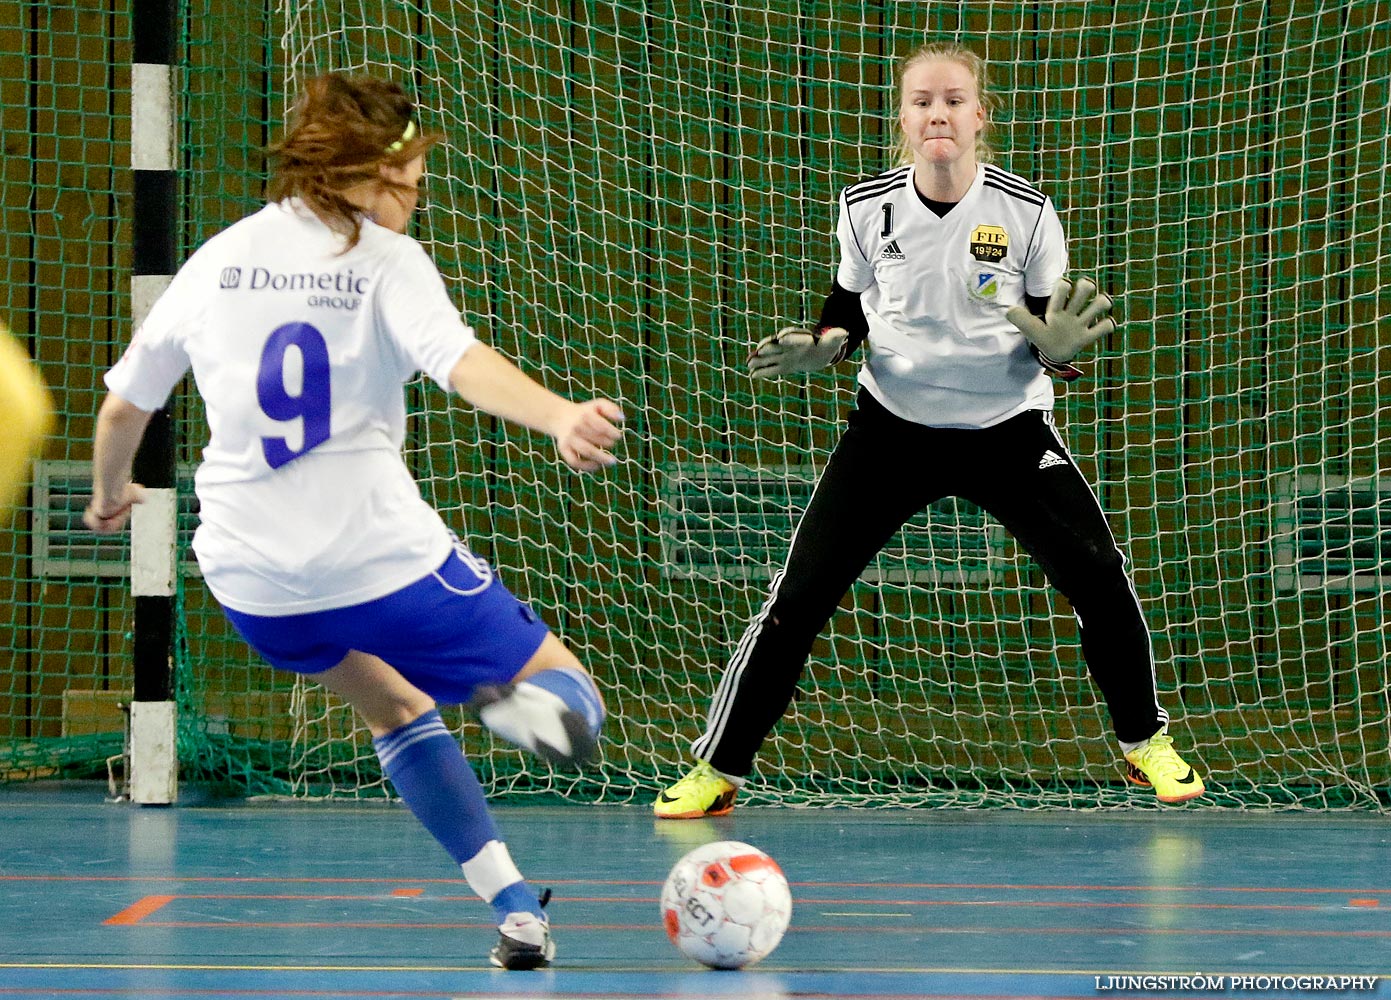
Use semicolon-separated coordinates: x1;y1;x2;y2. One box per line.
4;1;1388;809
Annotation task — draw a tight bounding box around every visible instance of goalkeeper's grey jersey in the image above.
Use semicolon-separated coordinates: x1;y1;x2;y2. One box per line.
835;162;1068;429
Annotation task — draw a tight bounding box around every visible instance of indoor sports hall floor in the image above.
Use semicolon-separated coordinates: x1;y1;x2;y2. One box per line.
0;784;1387;1000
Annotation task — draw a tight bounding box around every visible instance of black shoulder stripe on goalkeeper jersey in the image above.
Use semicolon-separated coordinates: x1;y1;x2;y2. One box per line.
844;166;911;206
982;165;1046;207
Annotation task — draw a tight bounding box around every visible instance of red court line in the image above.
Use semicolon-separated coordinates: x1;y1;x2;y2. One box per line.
0;991;621;998
130;919;1391;938
10;873;1389;894
794;899;1341;912
787;881;1391;895
102;895;176;926
0;876;474;884
0;992;456;998
133;891;1359;914
0;991;1092;1000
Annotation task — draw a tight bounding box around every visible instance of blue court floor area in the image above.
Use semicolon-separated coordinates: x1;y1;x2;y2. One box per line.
0;784;1387;1000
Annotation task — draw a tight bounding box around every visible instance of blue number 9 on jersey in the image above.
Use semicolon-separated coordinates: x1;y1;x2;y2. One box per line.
257;322;331;469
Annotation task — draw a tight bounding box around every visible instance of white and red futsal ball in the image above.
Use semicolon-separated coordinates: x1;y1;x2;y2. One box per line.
660;840;792;969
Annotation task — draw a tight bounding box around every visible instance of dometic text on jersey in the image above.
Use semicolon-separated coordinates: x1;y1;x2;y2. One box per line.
219;266;371;311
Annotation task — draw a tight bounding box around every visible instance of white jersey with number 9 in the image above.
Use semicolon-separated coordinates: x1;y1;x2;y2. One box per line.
105;199;478;616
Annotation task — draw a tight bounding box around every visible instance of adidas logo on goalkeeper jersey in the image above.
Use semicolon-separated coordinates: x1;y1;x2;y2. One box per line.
880;240;905;260
1038;450;1067;470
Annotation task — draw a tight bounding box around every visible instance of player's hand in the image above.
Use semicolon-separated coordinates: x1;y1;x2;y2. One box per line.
748;326;849;379
1028;343;1084;383
1006;277;1116;363
554;398;625;473
83;482;147;534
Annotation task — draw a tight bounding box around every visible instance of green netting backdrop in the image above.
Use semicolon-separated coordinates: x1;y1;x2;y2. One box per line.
2;1;1388;808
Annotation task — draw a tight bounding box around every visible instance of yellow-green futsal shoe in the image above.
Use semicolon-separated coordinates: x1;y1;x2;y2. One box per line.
653;760;738;819
1124;726;1206;803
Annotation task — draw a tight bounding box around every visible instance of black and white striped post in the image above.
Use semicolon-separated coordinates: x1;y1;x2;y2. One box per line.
128;0;179;805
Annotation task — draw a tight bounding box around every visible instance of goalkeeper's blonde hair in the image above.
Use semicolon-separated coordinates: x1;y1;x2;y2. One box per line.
894;43;997;167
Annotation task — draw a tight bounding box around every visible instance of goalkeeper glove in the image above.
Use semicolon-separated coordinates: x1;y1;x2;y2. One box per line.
1029;343;1083;383
1006;277;1116;364
748;326;849;380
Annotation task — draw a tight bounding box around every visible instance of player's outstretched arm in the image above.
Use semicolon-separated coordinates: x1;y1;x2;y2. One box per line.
1006;276;1116;363
448;342;625;473
84;394;152;534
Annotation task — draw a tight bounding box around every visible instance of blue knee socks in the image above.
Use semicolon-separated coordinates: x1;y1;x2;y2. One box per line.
373;710;543;923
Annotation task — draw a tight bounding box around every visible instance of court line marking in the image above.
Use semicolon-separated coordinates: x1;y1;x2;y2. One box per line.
0;991;1087;1000
120;921;1391;938
6;874;1391;894
0;989;1090;1000
102;894;176;925
3;960;1388;977
0;992;540;999
94;890;1387;930
100;891;1371;913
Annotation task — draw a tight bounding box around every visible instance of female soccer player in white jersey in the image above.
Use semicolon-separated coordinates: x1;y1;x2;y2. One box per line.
655;43;1205;819
83;74;622;969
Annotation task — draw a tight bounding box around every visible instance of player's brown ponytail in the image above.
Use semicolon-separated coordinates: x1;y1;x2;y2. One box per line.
267;73;438;250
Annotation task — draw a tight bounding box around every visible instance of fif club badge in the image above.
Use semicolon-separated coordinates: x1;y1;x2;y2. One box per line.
969;224;1008;263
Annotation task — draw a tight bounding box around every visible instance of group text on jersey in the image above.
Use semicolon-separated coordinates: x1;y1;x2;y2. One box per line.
219;267;369;312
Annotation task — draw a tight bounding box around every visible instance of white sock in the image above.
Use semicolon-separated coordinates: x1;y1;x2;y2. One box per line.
1119;724;1166;756
705;761;746;789
461;839;524;902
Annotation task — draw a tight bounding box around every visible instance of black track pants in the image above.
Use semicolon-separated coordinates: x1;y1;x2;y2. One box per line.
692;390;1165;777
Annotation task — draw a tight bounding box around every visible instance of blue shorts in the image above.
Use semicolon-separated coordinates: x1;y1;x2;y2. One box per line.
221;544;551;707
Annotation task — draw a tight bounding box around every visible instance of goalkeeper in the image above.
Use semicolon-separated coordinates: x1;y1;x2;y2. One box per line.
655;42;1204;819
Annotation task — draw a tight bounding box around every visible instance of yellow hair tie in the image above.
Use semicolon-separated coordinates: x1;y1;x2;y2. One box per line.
386;120;417;153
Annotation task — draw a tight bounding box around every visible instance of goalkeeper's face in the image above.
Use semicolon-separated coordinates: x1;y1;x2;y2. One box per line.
898;57;985;168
